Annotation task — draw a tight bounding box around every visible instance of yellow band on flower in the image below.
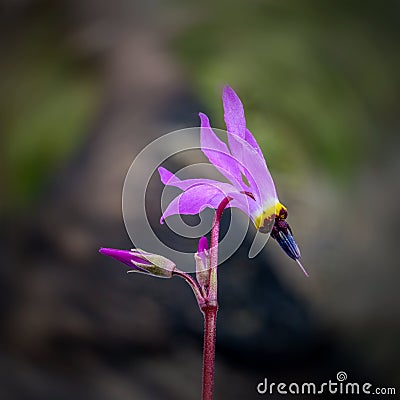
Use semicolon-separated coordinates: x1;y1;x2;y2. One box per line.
255;202;287;232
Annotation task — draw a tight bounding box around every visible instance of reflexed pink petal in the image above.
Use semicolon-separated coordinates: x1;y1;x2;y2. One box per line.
160;183;231;223
159;167;257;222
221;86;277;207
199;112;246;190
230;135;277;206
222;87;264;167
222;85;248;166
245;128;263;158
222;85;246;140
159;182;256;223
158;167;239;193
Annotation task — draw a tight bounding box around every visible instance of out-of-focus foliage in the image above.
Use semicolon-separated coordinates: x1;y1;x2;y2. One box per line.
173;0;400;178
0;6;99;213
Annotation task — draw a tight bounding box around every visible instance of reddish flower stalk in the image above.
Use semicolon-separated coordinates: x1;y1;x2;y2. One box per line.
207;196;232;305
201;304;217;400
172;269;206;308
201;196;232;400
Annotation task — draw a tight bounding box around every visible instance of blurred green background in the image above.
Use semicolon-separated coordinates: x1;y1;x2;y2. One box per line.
174;0;400;178
4;0;399;213
1;1;399;399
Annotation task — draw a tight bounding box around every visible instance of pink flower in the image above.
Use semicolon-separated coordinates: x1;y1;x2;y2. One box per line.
159;86;308;275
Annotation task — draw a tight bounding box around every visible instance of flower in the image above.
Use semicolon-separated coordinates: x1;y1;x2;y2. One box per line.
99;247;176;278
159;85;308;275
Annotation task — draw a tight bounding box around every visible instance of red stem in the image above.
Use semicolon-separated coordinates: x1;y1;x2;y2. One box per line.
201;305;218;400
208;196;231;304
201;196;231;400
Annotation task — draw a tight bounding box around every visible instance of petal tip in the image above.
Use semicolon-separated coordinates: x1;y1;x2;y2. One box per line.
198;236;209;253
99;247;111;256
158;166;173;185
222;85;240;101
198;112;210;125
157;166;166;175
222;84;234;95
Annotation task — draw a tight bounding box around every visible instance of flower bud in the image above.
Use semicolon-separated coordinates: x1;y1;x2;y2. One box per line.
99;248;176;278
195;237;210;287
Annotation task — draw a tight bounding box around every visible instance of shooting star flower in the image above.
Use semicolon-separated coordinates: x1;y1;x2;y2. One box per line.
159;86;308;276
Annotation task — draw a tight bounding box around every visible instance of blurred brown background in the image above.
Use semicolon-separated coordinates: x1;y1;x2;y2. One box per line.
1;0;400;399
